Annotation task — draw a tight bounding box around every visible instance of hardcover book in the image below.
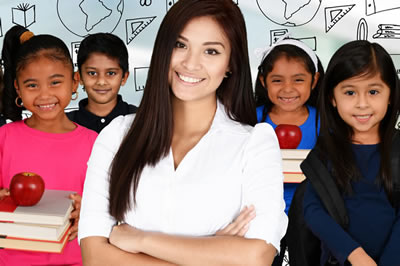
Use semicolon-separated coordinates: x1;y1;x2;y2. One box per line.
281;149;310;183
0;190;74;225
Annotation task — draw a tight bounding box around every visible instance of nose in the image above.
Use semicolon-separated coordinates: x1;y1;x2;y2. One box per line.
182;49;201;71
281;80;294;93
96;74;107;86
356;93;369;109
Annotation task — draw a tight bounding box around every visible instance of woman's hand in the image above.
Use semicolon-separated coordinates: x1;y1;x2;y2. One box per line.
215;205;256;237
348;247;377;266
109;223;144;253
0;188;10;200
68;193;82;241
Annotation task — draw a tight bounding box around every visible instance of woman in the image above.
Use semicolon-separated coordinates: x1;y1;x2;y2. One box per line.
79;0;287;265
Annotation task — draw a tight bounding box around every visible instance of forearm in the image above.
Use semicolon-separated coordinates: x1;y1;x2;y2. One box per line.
140;233;276;266
80;236;176;266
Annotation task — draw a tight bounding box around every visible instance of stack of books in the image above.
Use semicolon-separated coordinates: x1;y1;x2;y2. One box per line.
0;190;74;253
281;149;310;183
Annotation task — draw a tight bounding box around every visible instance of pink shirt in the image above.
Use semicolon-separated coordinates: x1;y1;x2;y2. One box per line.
0;120;97;266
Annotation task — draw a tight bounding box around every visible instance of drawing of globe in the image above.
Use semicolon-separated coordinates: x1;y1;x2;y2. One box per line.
257;0;321;27
57;0;124;37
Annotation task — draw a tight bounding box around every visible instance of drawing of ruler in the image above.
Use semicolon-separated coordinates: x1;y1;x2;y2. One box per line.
366;0;400;16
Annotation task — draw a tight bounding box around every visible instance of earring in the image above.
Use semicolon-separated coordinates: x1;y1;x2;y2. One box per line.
224;71;232;78
71;91;78;100
15;96;23;108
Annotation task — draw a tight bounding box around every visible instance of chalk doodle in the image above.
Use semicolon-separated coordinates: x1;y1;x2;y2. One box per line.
357;18;368;40
71;41;81;70
166;0;178;12
0;18;2;37
140;0;152;7
373;24;400;39
257;0;321;27
134;67;149;91
366;0;400;16
12;3;36;28
324;5;355;33
57;0;124;37
270;29;317;51
125;16;156;45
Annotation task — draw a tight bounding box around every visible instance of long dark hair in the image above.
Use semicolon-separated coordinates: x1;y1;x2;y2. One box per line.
109;0;256;221
317;40;400;202
1;25;73;121
254;44;324;122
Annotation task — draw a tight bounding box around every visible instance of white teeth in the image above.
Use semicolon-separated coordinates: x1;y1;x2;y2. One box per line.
38;104;56;109
178;73;202;83
356;115;371;119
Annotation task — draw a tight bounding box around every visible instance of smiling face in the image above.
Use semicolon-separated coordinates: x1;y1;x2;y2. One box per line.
79;52;128;106
168;16;231;104
15;55;78;125
332;72;390;144
262;56;318;114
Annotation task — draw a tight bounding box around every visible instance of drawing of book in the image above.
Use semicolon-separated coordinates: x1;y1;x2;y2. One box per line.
0;225;71;253
0;219;71;241
373;24;400;39
0;190;74;225
281;149;310;183
366;0;400;16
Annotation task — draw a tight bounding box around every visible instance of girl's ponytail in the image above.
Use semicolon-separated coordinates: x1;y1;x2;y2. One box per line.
1;25;30;121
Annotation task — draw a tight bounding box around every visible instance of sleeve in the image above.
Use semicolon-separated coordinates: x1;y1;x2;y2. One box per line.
303;181;360;264
78;115;133;243
241;123;288;251
378;207;400;265
0;128;4;189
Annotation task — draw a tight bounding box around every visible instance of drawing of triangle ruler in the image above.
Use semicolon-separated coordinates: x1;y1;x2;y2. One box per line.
125;16;156;45
325;4;355;33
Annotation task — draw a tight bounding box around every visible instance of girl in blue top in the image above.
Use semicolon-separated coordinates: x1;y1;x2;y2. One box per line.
303;40;400;265
255;37;323;149
255;37;324;214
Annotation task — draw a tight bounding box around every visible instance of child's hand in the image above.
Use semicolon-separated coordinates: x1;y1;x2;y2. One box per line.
68;193;82;241
348;247;377;266
0;188;10;200
215;205;256;237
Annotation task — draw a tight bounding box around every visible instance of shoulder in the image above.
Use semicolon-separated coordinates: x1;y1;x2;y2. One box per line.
74;124;98;142
256;105;265;122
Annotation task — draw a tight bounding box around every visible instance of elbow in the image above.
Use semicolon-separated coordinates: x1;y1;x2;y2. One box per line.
80;237;109;266
246;241;277;266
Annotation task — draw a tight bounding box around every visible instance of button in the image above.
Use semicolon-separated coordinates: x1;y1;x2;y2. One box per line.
100;118;106;123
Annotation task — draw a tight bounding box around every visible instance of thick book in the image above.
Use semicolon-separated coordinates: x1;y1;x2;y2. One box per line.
0;219;71;241
0;224;70;253
281;149;310;183
0;190;74;225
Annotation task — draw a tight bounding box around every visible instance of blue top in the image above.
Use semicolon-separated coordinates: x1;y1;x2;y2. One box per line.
257;104;319;213
256;105;319;149
303;144;400;265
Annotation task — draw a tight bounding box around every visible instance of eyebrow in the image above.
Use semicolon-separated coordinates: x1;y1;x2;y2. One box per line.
84;66;120;71
178;35;226;49
22;74;65;84
268;73;307;78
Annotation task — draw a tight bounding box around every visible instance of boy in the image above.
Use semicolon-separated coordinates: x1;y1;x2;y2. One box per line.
67;33;137;133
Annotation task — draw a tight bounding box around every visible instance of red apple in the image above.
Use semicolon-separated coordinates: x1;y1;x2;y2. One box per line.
275;124;302;149
10;172;45;206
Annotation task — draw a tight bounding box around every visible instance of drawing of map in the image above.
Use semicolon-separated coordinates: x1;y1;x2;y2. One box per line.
57;0;124;37
257;0;321;27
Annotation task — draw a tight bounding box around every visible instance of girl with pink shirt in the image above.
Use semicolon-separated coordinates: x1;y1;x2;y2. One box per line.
0;25;97;266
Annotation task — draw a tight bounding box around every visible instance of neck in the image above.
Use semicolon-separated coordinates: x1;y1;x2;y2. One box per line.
25;114;76;133
86;98;118;117
172;96;217;137
352;131;380;145
269;105;309;126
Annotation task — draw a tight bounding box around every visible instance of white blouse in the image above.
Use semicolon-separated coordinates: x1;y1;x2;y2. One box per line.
78;102;288;250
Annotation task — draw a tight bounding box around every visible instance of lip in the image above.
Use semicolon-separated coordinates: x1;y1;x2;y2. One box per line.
353;114;372;123
93;88;112;94
176;72;204;84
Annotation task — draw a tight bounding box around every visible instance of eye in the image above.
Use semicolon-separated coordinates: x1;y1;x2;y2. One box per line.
26;83;37;89
344;90;355;96
295;79;305;83
369;89;379;95
87;71;97;76
271;79;282;83
51;80;62;86
107;71;117;76
175;41;186;49
205;48;220;55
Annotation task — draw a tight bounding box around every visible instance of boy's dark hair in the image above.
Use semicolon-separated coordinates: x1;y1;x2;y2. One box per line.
317;40;400;202
254;44;324;122
77;33;129;74
1;25;73;121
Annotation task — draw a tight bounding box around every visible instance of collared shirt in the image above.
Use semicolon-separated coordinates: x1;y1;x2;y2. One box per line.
67;95;138;133
79;101;288;250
